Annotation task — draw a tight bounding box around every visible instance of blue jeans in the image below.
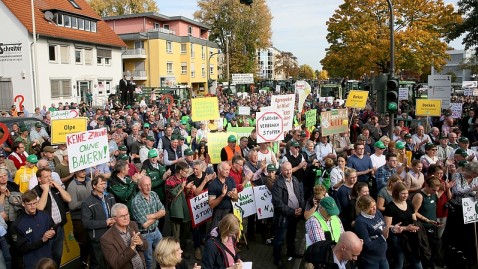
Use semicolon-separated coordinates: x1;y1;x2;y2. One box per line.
143;228;162;269
51;226;64;267
389;233;423;269
0;236;10;269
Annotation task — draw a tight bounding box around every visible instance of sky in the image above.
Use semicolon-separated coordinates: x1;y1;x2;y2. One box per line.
156;0;463;71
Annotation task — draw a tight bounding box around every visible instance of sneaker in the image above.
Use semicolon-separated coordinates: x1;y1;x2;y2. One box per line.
194;248;202;260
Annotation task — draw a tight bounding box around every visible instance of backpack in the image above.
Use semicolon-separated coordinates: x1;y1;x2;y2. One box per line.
305;240;336;268
4;191;23;222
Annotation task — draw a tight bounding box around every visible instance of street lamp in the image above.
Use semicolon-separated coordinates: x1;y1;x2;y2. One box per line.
225;34;231;87
206;50;221;93
386;0;395;138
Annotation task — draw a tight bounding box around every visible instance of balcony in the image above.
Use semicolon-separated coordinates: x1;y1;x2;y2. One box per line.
122;48;147;59
148;28;176;35
131;70;147;80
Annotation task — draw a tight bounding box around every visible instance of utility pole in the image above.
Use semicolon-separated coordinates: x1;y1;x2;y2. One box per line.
386;0;395;138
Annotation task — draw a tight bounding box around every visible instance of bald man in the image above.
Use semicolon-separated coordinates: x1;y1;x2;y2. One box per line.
332;231;363;268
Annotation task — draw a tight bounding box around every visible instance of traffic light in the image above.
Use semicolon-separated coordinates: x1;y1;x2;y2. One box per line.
240;0;253;5
386;78;399;111
375;74;388;113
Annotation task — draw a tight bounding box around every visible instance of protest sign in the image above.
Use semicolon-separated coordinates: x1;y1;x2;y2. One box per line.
233;185;256;218
227;127;254;142
295;80;311;112
191;97;220;121
306;109;317;127
345;90;368;109
399;88;408;101
320;109;348;136
51;118;87;144
462;197;478;224
428;75;452;108
188;191;212;228
238;106;251;115
207;132;236;164
66;128;110;173
416;99;442;116
253;185;274;220
270;94;295;131
450;103;463;119
256;111;284;143
51;109;80;120
318;97;335;104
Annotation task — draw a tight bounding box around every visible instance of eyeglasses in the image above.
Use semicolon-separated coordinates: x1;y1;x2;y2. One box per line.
115;213;130;219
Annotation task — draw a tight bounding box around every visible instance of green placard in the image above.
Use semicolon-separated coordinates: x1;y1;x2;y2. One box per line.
306;109;317;127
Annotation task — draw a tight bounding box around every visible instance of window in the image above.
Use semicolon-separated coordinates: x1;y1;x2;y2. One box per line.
134;41;144;49
78;18;84;30
97;80;111;95
68;0;81;9
64;15;71;28
163;24;169;30
60;46;69;64
91;22;96;32
202;64;206;77
84;49;92;65
190;44;194;58
71;17;77;29
166;41;172;53
48;45;57;62
56;14;63;26
180;44;187;54
154;22;160;29
181;63;187;74
97;49;112;66
75;49;82;64
188;26;192;36
85;20;90;31
191;63;195;78
167;62;173;74
201;46;205;59
105;58;111;65
51;79;71;98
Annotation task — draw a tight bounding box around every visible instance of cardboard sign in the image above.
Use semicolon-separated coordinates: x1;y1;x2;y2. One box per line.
345;90;368;109
306;109;317;127
233;185;256;218
61;213;81;266
399;88;408;101
191;97;220;121
256;111;284;143
320;109;349;136
238;106;251;115
450;103;463;119
463;81;478;88
207;132;236;164
416;99;442;117
66;128;110;173
270;94;295;131
253;185;274;220
188;191;212;228
462;197;478;224
51;118;88;144
51;109;80;120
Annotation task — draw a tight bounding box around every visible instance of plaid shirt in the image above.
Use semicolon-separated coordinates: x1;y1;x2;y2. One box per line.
375;164;396;191
131;191;164;232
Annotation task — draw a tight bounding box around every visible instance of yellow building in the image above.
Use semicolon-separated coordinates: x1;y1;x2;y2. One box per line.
104;13;219;95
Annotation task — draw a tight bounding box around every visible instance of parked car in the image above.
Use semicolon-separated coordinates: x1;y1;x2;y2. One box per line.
0;117;50;135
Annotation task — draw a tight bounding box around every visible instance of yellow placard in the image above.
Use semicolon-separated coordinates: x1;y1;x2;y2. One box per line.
51;118;88;144
61;213;80;266
191;97;220;121
416;99;442;116
345;90;369;109
208;132;236;164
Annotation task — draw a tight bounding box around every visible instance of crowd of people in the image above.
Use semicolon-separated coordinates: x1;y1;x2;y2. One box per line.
0;89;476;269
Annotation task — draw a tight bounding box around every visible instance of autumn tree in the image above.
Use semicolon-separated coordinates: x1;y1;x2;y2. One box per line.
274;53;299;79
299;64;316;80
317;70;329;81
194;0;273;77
321;0;462;79
87;0;158;17
447;0;478;55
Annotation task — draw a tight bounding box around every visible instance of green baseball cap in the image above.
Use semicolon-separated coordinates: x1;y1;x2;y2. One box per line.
425;143;437;151
26;155;38;164
459;137;470;143
118;145;127;151
146;136;155;141
20;126;29;133
184;149;194;156
117;154;129;161
319;197;340;216
267;164;278;172
374;141;386;149
148;149;158;158
144;123;150;128
455;148;468;157
395;141;405;150
227;135;237;142
290;141;300;148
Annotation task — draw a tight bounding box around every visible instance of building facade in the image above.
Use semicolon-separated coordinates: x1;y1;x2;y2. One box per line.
431;49;474;86
256;47;298;81
104;13;219;95
0;0;125;111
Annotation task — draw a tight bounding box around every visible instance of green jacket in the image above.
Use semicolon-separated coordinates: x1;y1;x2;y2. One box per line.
108;173;138;211
142;160;166;204
165;175;191;222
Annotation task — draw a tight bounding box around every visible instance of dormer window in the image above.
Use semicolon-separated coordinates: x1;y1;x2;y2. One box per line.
68;0;81;9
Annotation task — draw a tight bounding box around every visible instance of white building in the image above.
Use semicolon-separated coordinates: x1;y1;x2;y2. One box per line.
0;0;125;112
431;49;474;87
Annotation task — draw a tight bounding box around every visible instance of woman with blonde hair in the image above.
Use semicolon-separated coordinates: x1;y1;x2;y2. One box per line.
377;174;402;212
203;214;243;269
155;237;200;269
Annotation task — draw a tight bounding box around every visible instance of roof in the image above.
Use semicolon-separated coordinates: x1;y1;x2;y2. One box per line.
103;12;211;30
3;0;126;48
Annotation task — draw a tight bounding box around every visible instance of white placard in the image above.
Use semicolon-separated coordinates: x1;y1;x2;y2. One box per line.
271;94;296;131
399;88;408;101
319;97;335;103
464;89;474;96
463;81;478;88
232;73;254;84
253;185;274;220
256;110;284;143
51;109;80;120
188;191;213;228
66;128;110;173
233;186;256;218
462;197;478;224
238;106;251;115
428;75;451;108
276;85;281;92
450;103;463;119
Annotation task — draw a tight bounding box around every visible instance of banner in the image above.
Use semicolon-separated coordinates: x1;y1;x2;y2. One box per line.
450;103;463;119
227;127;254;142
207;132;236;164
191;97;220;121
61;213;80;266
345;90;368;109
237;106;251;115
416;99;442;117
233;185;256;218
188;191;213;228
398;88;408;101
462;197;478;224
271;94;295;131
51;118;88;144
295;80;312;112
253;185;274;220
256;111;284;143
305;109;317;127
319;109;348;136
51;109;80;120
66;128;110;173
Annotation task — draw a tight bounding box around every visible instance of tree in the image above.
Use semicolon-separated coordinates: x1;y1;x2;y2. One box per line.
317;70;329;81
459;54;478;78
194;0;273;76
87;0;158;17
274;53;299;79
321;0;462;79
299;64;315;80
447;0;478;55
